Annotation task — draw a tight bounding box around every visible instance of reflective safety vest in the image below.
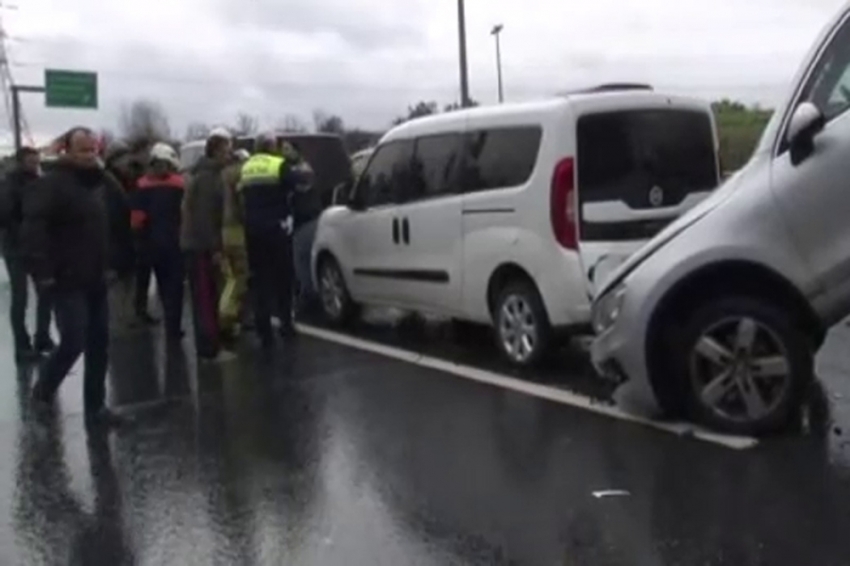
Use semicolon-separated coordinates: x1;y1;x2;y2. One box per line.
237;153;291;233
237;154;285;192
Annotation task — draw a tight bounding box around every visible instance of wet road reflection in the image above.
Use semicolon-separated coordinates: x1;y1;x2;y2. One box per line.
1;282;850;563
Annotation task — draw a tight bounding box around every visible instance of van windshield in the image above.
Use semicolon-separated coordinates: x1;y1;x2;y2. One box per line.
576;109;718;241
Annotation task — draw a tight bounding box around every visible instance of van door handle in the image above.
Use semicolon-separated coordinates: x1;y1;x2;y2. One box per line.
392;218;400;244
402;218;410;245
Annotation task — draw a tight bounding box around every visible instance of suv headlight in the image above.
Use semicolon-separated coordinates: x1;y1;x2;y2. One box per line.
592;284;626;334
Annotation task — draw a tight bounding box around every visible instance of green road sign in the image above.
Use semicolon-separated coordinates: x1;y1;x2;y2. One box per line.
44;70;97;109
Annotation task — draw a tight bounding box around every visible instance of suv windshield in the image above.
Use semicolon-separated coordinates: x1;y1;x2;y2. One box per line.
577;109;718;240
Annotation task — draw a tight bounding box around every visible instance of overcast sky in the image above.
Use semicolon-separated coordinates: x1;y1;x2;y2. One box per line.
3;0;848;144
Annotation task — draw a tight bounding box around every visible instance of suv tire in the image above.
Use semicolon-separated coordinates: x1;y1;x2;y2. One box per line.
673;296;812;435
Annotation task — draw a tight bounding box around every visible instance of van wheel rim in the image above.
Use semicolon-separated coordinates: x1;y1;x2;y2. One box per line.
499;295;537;363
320;264;344;319
689;316;791;423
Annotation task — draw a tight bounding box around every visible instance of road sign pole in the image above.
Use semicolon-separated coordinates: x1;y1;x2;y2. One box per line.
11;84;45;153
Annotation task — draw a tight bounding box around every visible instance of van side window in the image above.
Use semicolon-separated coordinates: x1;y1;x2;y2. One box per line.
406;133;463;202
801;18;850;122
461;127;542;192
355;140;413;208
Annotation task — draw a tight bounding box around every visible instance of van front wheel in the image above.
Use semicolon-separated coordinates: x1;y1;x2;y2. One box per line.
675;296;812;435
318;256;359;325
493;280;552;367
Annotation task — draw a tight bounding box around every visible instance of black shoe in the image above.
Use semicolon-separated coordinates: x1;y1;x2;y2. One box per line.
279;324;297;340
136;312;159;325
166;328;185;341
85;408;125;430
15;344;36;363
30;383;56;420
34;336;56;354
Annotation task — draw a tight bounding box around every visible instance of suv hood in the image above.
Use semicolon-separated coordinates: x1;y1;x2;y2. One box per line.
594;161;757;297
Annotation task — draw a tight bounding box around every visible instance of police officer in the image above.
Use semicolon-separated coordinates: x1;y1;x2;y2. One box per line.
237;135;307;350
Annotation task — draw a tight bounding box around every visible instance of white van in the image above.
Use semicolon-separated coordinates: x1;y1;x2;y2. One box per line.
312;86;720;365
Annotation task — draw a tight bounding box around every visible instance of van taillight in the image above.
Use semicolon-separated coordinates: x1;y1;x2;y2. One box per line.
551;157;577;250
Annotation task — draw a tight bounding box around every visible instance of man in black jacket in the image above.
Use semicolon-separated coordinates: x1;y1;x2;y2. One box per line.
23;127;127;428
0;147;54;360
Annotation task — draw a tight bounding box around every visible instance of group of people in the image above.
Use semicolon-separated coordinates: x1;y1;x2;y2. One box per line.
0;126;317;429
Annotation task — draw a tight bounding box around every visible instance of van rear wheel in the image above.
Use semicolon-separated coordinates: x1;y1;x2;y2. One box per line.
673;296;812;435
493;280;552;367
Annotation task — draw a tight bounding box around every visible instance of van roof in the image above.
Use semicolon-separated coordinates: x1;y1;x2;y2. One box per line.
382;89;710;143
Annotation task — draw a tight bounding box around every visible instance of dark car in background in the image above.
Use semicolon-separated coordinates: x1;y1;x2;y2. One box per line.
233;134;352;210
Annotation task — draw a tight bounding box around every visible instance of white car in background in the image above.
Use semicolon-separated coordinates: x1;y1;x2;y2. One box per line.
312;86;720;366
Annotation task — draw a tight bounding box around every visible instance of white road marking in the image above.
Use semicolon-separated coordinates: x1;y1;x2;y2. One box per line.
296;324;759;451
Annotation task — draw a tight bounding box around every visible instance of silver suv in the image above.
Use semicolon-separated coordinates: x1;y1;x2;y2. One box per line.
591;4;850;435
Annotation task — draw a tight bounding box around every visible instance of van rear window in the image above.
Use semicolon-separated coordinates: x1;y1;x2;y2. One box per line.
577;109;717;209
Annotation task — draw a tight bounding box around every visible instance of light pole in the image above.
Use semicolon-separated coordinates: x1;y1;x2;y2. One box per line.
491;24;504;103
457;0;471;107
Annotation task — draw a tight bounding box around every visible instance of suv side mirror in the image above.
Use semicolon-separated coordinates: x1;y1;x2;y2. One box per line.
787;102;825;165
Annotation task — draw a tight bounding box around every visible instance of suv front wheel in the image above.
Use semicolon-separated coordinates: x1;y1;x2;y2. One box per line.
673;296;812;435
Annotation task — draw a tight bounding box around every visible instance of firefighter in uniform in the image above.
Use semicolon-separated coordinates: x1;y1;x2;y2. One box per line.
219;148;250;343
237;135;308;350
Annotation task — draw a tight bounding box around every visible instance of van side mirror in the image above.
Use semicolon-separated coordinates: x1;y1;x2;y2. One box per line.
332;179;354;207
787;102;825;165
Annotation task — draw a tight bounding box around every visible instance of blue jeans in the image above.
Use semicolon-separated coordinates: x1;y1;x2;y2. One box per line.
36;284;109;415
293;219;318;307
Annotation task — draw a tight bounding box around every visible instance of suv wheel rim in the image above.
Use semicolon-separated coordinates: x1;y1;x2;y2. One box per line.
499;295;537;363
320;264;344;319
689;316;791;423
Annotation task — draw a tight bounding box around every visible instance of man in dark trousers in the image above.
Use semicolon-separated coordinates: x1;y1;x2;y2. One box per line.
0;147;54;361
284;142;319;317
238;135;310;350
181;129;233;362
130;143;185;340
23;127;127;428
103;141;142;327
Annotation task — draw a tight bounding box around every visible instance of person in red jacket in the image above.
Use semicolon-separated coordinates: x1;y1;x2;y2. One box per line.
130;143;185;340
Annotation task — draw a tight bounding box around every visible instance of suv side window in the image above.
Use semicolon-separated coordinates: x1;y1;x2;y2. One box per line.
405;133;463;202
355;141;413;208
462;126;542;193
800;17;850;122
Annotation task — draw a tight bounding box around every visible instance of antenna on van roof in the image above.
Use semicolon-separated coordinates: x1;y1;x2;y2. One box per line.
563;83;653;95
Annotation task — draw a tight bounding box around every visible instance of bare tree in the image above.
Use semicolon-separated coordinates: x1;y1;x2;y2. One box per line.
120;99;171;145
233;113;259;137
185;122;212;141
277;114;308;133
313;109;345;134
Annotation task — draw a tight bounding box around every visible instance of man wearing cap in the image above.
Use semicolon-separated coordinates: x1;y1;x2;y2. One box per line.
181;128;234;362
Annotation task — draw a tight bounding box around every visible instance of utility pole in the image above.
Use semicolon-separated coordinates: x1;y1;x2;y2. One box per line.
457;0;471;107
491;24;504;103
11;84;43;152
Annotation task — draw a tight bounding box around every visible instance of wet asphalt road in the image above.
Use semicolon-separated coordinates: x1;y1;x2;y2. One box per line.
2;279;850;564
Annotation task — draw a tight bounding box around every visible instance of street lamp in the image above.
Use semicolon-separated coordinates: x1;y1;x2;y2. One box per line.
491;24;504;103
457;0;471;107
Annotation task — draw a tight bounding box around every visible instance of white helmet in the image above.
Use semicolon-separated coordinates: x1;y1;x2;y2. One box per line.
208;127;232;140
149;142;180;169
234;148;250;161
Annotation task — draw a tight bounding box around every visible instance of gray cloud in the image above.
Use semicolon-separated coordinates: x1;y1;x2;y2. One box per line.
4;0;848;149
